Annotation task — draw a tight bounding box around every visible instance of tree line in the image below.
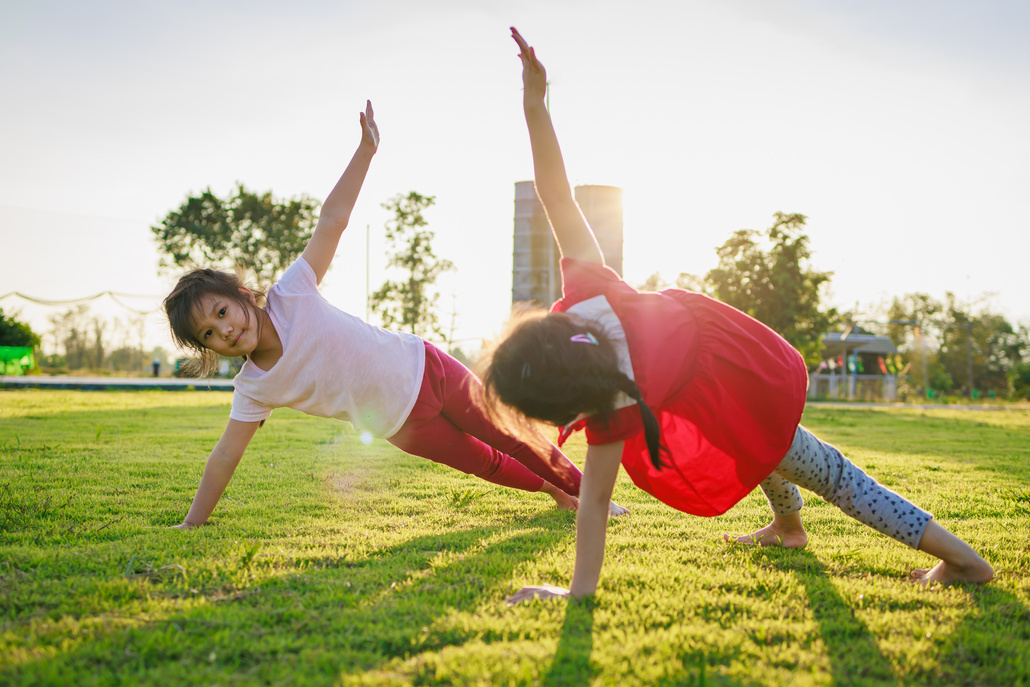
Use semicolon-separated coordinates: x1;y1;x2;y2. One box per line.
5;184;1028;400
2;185;454;376
0;304;172;375
638;212;1029;401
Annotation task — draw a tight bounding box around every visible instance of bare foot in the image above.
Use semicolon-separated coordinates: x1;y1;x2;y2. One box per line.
912;520;994;586
723;513;808;549
540;481;579;511
910;559;994;586
551;491;579;511
539;483;626;516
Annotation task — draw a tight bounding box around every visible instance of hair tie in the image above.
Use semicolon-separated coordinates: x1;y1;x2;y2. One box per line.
521;362;532;380
570;332;599;345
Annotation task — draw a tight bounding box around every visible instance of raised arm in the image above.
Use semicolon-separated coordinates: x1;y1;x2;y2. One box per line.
301;100;380;285
506;440;624;603
511;27;604;266
175;418;261;528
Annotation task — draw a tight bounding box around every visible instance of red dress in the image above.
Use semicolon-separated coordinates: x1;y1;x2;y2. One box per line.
553;259;809;516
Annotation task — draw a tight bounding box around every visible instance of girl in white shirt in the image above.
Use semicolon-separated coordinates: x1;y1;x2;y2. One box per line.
164;102;619;529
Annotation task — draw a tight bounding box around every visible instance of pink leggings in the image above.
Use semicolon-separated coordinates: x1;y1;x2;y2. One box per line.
387;342;583;495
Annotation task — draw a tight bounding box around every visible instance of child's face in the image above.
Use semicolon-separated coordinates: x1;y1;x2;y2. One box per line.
190;291;259;357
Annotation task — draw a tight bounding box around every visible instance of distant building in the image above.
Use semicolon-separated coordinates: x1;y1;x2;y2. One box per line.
512;181;623;306
810;331;900;401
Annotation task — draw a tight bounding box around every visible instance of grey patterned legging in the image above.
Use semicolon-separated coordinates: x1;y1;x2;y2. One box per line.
760;425;933;549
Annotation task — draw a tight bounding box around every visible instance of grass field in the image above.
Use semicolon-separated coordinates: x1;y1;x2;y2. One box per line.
1;390;1028;686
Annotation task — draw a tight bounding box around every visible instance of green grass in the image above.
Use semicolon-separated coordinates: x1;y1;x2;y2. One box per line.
1;391;1028;686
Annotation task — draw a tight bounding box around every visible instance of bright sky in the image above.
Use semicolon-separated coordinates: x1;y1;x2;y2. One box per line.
2;0;1028;357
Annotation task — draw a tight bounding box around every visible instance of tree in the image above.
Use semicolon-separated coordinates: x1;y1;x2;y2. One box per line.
937;294;1025;397
0;308;41;348
1010;360;1030;401
107;346;146;372
47;305;108;372
886;292;1028;398
370;192;454;339
705;212;835;366
637;272;706;294
886;292;945;396
151;183;320;292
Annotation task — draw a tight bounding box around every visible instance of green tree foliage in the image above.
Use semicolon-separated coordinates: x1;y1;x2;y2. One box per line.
370;192;454;339
887;292;944;395
1010;360;1030;400
0;308;41;348
887;292;1027;398
705;212;835;366
886;293;942;347
637;272;706;294
151;184;320;292
938;295;1025;397
637;272;666;292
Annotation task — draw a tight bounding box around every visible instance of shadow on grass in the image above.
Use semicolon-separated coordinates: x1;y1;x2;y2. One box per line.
933;582;1030;685
0;512;576;685
752;544;1030;686
546;595;746;687
543;598;598;686
753;547;902;686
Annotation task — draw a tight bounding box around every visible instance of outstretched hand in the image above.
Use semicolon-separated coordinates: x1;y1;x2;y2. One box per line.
511;27;546;102
506;583;571;605
359;100;379;153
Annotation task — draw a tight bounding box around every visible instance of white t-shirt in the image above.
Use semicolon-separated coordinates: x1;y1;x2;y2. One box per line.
565;294;636;412
229;258;425;438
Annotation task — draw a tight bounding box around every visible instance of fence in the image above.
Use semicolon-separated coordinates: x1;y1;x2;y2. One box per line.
808;373;898;402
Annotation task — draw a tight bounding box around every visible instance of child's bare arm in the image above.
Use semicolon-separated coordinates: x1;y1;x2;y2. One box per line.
512;27;604;266
301;101;380;285
506;440;623;603
568;441;623;597
176;419;262;528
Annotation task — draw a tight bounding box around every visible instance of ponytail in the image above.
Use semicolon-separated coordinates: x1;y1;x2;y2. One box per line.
615;373;665;469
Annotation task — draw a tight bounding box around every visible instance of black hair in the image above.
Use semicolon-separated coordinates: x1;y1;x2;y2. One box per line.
163;268;265;377
480;308;666;469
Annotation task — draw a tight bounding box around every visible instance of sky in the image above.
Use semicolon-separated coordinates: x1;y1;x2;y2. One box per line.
2;0;1028;359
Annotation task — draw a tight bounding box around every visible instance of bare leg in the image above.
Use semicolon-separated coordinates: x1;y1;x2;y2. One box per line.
723;511;808;548
539;481;629;516
911;521;994;585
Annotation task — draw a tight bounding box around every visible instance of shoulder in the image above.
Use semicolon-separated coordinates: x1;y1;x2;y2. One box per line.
560;258;625;288
274;258;319;295
556;258;636;311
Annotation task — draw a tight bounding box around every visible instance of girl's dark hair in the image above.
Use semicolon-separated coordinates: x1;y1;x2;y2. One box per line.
163;268;265;377
479;307;666;469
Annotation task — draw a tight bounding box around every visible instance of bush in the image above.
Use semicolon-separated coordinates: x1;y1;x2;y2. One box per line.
0;308;41;348
1010;361;1030;401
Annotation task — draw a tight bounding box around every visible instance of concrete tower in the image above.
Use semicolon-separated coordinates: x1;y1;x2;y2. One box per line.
512;182;623;306
574;185;624;277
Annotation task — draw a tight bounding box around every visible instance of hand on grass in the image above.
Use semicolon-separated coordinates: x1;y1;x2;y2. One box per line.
506;584;571;605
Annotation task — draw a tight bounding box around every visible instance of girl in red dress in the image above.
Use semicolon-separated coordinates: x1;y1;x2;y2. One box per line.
484;28;993;603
